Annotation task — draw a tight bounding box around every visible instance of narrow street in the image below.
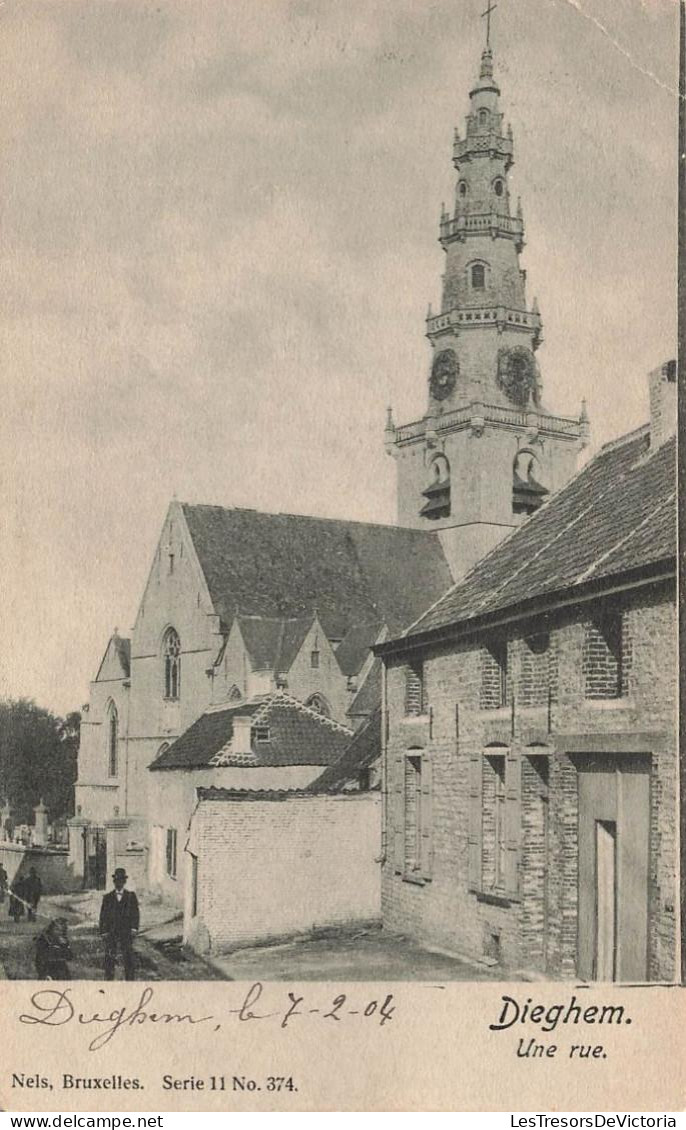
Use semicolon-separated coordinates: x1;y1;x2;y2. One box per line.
0;890;223;981
0;891;497;982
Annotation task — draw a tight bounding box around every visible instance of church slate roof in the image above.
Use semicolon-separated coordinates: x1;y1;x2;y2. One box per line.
347;657;382;718
385;429;676;647
148;693;351;771
334;621;383;677
96;634;131;681
114;636;131;676
310;706;381;793
181;504;453;639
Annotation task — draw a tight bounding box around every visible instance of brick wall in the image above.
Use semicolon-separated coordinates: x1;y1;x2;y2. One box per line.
146;763;323;907
582;610;633;699
185;793;381;952
382;581;677;981
480;643;507;710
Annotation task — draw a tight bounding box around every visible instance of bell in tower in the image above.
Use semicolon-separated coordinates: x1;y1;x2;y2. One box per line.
385;26;590;582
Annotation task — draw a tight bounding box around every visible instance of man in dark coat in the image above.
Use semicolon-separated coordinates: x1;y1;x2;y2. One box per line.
99;867;139;980
0;864;7;904
24;867;42;922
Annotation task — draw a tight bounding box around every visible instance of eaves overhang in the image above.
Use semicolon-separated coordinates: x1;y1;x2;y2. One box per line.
374;559;675;661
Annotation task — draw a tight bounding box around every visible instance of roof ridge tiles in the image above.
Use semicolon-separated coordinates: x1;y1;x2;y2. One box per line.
268;690;354;735
180;500;435;533
597;422;650;456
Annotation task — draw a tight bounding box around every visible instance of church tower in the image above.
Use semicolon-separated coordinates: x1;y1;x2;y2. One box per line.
385;40;589;580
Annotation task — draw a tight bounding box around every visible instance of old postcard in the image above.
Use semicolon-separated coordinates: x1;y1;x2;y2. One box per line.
0;0;683;1113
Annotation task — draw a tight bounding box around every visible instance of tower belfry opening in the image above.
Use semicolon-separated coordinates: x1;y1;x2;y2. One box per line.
384;32;590;580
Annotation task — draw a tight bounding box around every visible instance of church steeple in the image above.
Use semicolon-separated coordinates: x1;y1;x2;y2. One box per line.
429;45;542;413
385;35;589;581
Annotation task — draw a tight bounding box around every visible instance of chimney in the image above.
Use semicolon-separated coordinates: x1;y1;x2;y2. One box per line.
648;360;677;449
232;714;253;754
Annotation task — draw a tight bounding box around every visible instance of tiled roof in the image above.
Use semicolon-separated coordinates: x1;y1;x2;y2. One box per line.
394;429;676;645
149;692;352;771
310;706;381;792
181;504;452;639
335;621;383;676
347;657;382;718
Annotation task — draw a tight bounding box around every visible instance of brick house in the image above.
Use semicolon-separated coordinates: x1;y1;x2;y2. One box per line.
377;366;678;982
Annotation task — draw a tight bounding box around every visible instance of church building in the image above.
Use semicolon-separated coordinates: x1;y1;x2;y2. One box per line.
71;37;608;950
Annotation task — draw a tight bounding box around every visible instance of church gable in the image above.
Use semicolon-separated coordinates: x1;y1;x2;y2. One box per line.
132;501;220;658
282;614;347;721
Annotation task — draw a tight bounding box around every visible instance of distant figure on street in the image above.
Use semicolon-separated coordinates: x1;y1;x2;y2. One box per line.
9;875;25;923
24;867;42;922
0;864;7;904
99;867;139;981
35;918;72;979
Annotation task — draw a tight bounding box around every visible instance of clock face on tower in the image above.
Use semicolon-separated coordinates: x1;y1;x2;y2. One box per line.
497;346;539;408
430;349;459;401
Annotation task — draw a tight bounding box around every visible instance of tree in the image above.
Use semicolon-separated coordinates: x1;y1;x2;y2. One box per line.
0;699;79;825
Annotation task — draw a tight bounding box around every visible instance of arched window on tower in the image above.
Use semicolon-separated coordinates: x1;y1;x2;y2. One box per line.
493;177;505;198
420;454;451;521
305;693;331;718
479;108;489;127
513;449;549;516
107;703;118;778
471;263;486;290
163;628;181;700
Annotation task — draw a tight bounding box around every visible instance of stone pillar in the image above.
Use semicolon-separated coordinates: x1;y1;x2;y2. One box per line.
33;799;49;846
104;818;131;886
67;817;89;880
1;800;12;843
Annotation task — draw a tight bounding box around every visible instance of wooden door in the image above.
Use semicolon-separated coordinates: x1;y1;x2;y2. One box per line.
577;754;650;982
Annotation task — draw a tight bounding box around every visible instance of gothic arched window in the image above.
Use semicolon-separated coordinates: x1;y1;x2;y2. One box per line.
228;684;242;703
479;108;489;126
493;177;505;197
163;628;181;700
471;263;485;289
107;704;118;778
306;693;331;718
458;180;468;198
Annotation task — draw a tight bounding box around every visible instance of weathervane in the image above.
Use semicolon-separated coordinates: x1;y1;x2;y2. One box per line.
481;0;497;47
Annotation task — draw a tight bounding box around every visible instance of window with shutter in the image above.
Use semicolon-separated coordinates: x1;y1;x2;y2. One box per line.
393;753;404;873
404;755;422;873
420;754;433;880
107;704;118;778
480;748;520;897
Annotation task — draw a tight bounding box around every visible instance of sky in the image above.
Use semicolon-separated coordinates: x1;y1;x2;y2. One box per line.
0;0;678;715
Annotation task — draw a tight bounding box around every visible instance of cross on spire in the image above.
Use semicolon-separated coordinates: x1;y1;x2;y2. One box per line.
481;0;497;47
